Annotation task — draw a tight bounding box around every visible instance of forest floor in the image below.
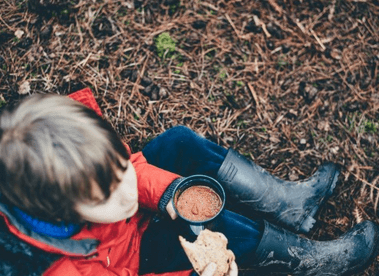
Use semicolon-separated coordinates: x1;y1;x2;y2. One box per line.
1;0;379;275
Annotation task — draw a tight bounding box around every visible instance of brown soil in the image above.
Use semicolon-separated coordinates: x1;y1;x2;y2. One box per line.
0;0;379;275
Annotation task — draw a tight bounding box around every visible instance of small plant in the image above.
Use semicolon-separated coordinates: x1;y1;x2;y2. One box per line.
277;58;288;68
0;98;6;109
206;49;216;59
364;120;377;133
236;81;244;87
347;113;357;132
219;70;227;81
242;152;250;157
237;119;246;127
155;32;176;59
170;3;179;14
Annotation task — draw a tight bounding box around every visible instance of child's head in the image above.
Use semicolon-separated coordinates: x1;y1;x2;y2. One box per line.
0;94;134;224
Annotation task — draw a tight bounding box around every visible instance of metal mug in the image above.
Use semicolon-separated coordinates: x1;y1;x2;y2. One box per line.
172;175;226;235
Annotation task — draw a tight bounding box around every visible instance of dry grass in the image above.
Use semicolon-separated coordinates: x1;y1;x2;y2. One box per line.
1;0;379;274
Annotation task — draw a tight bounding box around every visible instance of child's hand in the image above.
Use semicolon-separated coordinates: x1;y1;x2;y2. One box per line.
200;261;238;276
166;198;178;220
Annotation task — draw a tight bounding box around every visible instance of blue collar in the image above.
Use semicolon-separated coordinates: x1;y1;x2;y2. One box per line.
12;207;81;239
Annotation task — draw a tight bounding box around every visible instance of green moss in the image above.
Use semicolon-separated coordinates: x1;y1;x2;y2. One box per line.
365;120;377;133
236;81;244;87
155;32;176;59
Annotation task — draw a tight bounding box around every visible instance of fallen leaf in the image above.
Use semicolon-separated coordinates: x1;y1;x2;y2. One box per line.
330;48;342;60
15;29;24;39
18;81;30;95
269;136;280;143
317;121;330;131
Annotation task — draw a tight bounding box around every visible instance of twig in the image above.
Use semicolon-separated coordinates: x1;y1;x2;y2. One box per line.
253;15;271;38
328;0;336;21
117;92;124;118
295;18;306;34
225;14;241;38
200;2;219;11
310;29;326;51
247;83;262;121
352;172;379;192
0;14;15;31
124;54;149;108
268;0;283;16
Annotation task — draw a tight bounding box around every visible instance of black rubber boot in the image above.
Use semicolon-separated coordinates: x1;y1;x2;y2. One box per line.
253;220;379;276
217;149;340;233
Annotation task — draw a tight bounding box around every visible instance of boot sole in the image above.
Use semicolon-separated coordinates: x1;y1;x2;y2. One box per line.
299;165;340;233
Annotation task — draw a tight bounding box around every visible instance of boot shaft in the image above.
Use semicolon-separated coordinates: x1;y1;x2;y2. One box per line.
217;149;340;233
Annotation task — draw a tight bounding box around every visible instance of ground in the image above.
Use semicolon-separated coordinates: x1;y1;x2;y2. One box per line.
0;0;379;275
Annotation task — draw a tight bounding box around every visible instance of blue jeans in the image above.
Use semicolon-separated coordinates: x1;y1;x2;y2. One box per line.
142;125;227;178
140;126;262;274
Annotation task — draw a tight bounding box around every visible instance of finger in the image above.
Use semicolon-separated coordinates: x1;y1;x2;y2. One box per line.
201;262;217;276
228;261;238;276
166;199;178;220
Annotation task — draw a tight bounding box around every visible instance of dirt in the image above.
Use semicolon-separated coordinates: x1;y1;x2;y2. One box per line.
0;0;379;275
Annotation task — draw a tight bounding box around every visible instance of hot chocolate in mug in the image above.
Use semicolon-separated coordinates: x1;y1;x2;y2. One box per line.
172;175;226;235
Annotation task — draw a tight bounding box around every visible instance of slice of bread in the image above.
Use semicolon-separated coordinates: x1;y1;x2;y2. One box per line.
179;229;235;276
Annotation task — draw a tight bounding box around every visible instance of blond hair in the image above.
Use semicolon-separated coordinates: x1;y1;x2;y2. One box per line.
0;94;130;223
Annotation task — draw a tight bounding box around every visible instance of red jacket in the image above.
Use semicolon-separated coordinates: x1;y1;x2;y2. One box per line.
0;88;192;276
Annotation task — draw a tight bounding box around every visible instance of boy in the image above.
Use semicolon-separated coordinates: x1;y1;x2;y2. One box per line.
0;88;378;276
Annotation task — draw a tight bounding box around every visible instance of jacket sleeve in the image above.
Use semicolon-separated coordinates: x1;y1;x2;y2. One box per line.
43;257;192;276
130;152;180;212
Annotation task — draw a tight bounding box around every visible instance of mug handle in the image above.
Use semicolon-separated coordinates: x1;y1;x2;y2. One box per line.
190;224;204;235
